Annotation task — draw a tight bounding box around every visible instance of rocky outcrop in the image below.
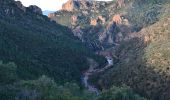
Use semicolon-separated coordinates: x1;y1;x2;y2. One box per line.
97;16;106;24
90;18;97;26
71;15;77;25
116;0;125;8
15;1;26;12
72;26;84;39
26;5;42;14
49;0;130;50
62;0;75;11
90;16;105;26
0;0;43;16
48;13;55;18
112;14;122;24
62;0;93;11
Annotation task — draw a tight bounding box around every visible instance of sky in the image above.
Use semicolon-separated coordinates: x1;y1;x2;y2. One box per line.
15;0;112;11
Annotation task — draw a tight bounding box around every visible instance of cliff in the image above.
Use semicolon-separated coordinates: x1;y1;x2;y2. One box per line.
62;0;93;11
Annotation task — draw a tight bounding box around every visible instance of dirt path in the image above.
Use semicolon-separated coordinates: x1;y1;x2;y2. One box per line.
82;57;113;95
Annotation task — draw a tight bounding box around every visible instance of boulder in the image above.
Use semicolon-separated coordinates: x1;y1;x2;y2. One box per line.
71;15;78;25
112;14;122;24
97;16;106;24
90;18;97;26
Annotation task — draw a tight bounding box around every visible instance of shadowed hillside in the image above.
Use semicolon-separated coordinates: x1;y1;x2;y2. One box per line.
0;0;107;85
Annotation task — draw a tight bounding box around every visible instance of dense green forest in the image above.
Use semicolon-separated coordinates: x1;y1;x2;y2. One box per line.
0;0;108;99
0;0;107;85
0;62;146;100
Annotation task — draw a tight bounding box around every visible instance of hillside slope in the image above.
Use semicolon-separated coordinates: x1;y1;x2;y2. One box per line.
89;1;170;100
48;0;170;99
0;0;106;85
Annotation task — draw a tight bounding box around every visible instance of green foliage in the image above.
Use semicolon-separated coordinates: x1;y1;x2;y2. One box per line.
98;86;146;100
92;2;170;99
0;61;18;85
0;75;145;100
0;76;96;100
126;3;162;31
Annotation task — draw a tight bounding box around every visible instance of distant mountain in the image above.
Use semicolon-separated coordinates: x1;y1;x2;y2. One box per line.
43;10;55;16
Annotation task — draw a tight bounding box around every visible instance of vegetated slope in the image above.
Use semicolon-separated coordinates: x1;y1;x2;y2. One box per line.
0;62;146;100
90;1;170;100
0;0;106;85
0;62;96;100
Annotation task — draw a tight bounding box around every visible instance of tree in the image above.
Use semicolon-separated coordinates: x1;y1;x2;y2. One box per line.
0;61;18;85
97;86;146;100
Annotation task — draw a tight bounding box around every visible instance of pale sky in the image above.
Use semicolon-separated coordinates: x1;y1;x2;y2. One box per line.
15;0;112;11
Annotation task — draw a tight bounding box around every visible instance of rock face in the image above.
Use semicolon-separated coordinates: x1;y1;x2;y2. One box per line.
50;0;122;50
0;0;42;16
62;0;75;11
112;14;122;24
90;16;106;26
90;18;97;26
97;16;106;24
15;1;26;12
62;0;92;11
116;0;125;8
26;5;42;14
71;15;77;25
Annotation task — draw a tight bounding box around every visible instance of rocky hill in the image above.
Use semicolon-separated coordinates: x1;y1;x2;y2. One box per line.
48;0;126;50
49;0;167;51
88;0;170;100
49;0;170;99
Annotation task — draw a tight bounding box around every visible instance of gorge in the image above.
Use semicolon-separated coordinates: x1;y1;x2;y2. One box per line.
0;0;170;100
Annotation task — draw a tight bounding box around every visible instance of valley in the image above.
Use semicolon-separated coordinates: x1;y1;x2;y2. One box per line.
0;0;170;100
48;0;170;99
82;56;113;95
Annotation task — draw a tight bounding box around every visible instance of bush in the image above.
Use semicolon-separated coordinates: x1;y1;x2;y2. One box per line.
97;86;146;100
0;61;18;85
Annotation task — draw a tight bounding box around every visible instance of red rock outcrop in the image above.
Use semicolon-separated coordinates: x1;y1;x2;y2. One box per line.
112;14;122;24
62;0;92;11
62;0;75;11
98;16;106;24
71;15;78;25
90;18;97;26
